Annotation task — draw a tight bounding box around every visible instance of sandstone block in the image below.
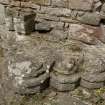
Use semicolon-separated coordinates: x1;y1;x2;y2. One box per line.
35;21;52;32
51;0;68;8
50;72;81;84
83;52;105;73
82;72;105;83
69;0;94;11
5;7;15;31
53;50;84;75
78;12;101;26
33;0;50;5
50;78;76;92
81;79;105;89
93;0;102;11
100;3;105;19
14;11;35;35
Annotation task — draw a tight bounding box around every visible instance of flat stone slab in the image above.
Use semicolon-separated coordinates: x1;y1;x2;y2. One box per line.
22;73;50;88
50;72;81;84
50;78;76;92
69;0;94;11
78;12;101;26
69;24;101;45
81;79;105;89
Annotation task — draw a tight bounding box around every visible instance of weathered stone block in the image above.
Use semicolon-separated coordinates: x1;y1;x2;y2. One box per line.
81;79;105;89
21;2;40;10
83;49;105;73
101;3;105;12
77;12;101;26
33;0;50;5
100;3;105;19
69;0;94;11
5;7;15;31
82;72;105;83
50;72;81;84
0;4;5;25
69;24;99;45
40;6;71;17
52;0;68;8
53;51;84;75
35;21;52;32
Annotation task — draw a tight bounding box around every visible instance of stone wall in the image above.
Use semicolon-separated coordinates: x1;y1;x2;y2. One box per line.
1;0;105;95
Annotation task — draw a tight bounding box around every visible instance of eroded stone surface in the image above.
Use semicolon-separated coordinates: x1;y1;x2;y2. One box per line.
1;0;105;97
